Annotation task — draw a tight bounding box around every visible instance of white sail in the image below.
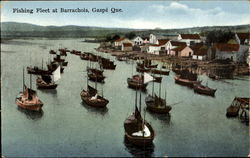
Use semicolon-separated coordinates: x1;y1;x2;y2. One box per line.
53;66;61;82
144;73;154;84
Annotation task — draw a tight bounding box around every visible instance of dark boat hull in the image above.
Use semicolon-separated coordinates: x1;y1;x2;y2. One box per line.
174;76;201;88
127;78;147;90
62;61;68;66
193;86;216;96
124;116;155;146
145;95;171;114
226;106;240;117
27;67;52;75
88;74;105;82
80;90;109;108
151;69;169;75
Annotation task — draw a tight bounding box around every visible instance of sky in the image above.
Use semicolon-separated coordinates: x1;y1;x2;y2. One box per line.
1;1;250;29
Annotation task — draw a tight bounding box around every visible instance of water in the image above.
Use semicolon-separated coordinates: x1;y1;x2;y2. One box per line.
1;38;249;157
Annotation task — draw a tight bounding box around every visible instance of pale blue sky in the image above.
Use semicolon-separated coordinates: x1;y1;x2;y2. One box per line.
1;1;249;29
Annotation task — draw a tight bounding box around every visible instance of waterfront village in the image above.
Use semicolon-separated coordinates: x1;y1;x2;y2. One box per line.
97;32;250;78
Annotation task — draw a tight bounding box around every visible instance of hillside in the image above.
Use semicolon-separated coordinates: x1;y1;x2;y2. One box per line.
1;22;249;39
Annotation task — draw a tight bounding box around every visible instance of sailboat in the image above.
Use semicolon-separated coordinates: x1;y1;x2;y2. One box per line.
193;81;217;96
80;75;109;108
174;69;202;88
145;73;172;114
16;68;43;111
124;81;155;146
36;66;61;89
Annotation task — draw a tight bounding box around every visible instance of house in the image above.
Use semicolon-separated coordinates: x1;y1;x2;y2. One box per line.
235;33;250;45
177;34;201;46
121;43;133;51
148;39;170;55
192;46;208;60
114;38;133;47
209;43;249;63
170;46;193;57
149;34;168;44
132;36;144;46
165;41;187;55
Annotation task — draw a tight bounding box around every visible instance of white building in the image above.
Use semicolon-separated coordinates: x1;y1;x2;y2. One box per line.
235;33;250;45
177;34;201;46
132;36;144;46
165;40;187;55
149;34;168;44
148;39;169;55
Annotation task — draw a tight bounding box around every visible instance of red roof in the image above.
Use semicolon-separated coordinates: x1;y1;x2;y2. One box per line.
122;43;132;47
151;39;170;47
180;34;200;40
171;46;187;52
236;33;250;40
214;43;240;52
115;37;126;42
170;41;187;46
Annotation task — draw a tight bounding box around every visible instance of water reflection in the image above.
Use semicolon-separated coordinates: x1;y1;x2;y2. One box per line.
17;107;44;120
81;102;108;116
147;111;171;125
39;89;58;97
123;136;155;157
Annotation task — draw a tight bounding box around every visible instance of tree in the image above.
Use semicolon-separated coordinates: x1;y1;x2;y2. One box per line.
206;29;234;45
125;32;136;40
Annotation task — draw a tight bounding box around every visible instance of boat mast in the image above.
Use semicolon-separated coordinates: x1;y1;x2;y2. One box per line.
23;67;25;91
30;74;32;89
139;78;142;113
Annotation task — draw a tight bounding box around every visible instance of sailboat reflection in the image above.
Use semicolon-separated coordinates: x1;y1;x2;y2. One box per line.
81;102;108;116
124;136;155;157
17;107;44;120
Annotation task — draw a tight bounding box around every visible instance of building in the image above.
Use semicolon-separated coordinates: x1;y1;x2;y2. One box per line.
170;46;193;57
114;38;133;47
121;43;133;51
192;46;208;60
209;43;249;63
132;36;144;46
177;34;201;46
148;39;170;55
235;33;250;45
165;41;187;55
149;34;168;44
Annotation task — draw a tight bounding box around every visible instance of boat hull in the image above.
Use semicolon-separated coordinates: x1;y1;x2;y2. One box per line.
127;78;147;90
145;95;171;114
15;98;43;111
193;86;216;96
174;76;201;88
80;90;109;108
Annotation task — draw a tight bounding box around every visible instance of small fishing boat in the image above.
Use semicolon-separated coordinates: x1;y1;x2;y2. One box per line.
145;94;172;114
27;66;52;75
193;83;217;96
174;69;201;88
124;87;155;146
87;67;105;83
99;58;116;70
152;75;162;83
136;65;151;73
16;69;43;111
127;74;147;90
80;85;109;108
174;75;202;88
36;66;61;89
226;97;249;117
62;61;68;66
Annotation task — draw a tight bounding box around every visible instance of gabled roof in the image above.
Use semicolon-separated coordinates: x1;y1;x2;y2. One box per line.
213;43;240;52
236;33;250;40
171;46;187;52
115;37;126;42
150;39;170;47
180;34;200;40
122;43;133;47
170;41;187;46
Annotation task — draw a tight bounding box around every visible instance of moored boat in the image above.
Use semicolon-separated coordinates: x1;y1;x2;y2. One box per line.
174;75;201;88
36;66;61;89
145;94;172;114
193;83;217;96
27;66;52;75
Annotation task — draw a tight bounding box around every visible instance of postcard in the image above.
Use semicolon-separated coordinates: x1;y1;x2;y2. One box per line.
1;0;249;157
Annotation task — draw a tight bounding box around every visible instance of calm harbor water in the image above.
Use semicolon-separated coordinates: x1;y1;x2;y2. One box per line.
1;38;249;157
